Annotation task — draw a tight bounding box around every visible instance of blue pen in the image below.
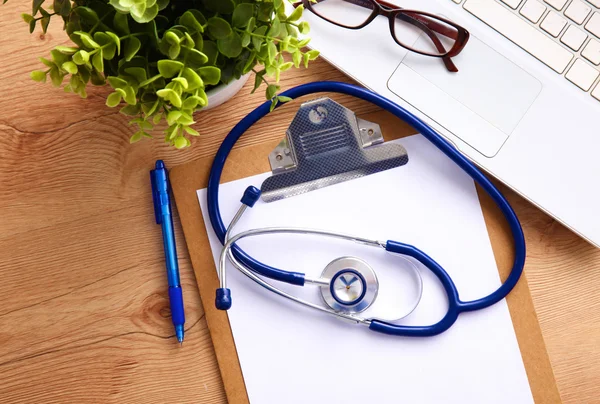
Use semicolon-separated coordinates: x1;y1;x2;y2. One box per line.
151;160;185;345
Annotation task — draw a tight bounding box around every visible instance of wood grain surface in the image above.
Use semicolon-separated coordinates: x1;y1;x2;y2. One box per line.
0;1;598;403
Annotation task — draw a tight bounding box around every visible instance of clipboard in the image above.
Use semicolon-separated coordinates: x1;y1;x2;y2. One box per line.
170;109;561;404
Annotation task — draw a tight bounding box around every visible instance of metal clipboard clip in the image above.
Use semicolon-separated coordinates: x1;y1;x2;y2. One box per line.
261;98;409;202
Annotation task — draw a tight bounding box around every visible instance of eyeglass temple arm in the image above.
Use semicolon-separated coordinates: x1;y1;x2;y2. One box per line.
392;11;459;72
299;0;458;72
297;0;459;41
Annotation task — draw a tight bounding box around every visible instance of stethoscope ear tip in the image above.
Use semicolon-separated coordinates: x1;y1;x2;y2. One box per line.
216;288;232;310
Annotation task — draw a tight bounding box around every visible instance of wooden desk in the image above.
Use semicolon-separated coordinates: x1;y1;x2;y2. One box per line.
1;3;598;403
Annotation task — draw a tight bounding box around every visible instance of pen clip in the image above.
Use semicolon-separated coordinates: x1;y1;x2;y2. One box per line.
150;170;162;225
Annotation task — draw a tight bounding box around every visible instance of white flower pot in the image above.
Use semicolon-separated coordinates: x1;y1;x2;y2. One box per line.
203;73;251;111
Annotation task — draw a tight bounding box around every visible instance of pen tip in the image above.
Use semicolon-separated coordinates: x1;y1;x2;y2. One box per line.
180;341;183;348
155;160;165;169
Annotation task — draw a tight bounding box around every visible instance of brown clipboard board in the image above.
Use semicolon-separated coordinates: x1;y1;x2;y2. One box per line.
170;109;561;404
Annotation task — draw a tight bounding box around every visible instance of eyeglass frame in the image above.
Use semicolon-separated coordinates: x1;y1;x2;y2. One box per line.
295;0;470;72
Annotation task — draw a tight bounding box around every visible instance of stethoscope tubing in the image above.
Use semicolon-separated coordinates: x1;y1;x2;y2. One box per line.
207;82;525;336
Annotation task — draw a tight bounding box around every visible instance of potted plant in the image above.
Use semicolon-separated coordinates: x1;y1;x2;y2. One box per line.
11;0;319;148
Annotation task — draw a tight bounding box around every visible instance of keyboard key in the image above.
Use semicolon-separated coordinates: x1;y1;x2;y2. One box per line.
586;12;600;37
586;0;600;7
561;25;588;50
592;82;600;100
501;0;523;8
544;0;569;10
566;59;599;90
541;11;568;36
565;0;592;24
464;0;573;73
582;38;600;64
520;0;547;23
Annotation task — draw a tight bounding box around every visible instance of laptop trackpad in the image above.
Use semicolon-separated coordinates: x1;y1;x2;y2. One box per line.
387;35;542;157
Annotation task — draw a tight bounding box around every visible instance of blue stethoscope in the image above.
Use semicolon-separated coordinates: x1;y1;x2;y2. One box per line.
207;82;525;337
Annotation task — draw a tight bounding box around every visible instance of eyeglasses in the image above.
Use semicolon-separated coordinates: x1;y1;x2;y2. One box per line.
296;0;470;72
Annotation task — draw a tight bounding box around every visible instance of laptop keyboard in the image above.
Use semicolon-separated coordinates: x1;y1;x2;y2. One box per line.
453;0;600;101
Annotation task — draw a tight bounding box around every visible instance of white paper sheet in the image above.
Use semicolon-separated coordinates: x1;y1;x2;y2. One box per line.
197;135;533;404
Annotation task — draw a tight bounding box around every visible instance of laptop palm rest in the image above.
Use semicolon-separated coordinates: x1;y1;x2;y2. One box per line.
387;35;542;157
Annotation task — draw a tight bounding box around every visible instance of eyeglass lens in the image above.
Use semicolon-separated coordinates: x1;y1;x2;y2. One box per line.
310;0;459;56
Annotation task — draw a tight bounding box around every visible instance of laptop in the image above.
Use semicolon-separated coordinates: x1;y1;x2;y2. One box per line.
301;0;600;247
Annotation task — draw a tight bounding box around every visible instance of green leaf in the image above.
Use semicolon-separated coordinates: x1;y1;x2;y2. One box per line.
114;12;129;35
182;96;200;110
49;67;63;87
180;11;204;33
92;51;104;72
177;111;194;125
72;50;89;65
30;70;47;83
181;68;203;91
124;67;147;83
139;74;162;87
165;31;180;45
40;57;54;68
243;51;257;74
266;84;280;100
32;0;44;15
130;131;142;144
172;77;188;90
108;76;128;89
29;19;36;34
252;70;264;93
53;0;71;16
156;88;182;108
267;41;277;64
146;99;160;116
157;60;184;78
62;61;78;74
181;48;208;68
174;136;189;149
21;13;34;23
90;70;105;86
218;32;243;58
203;0;234;14
120;104;141;116
207;17;232;39
252;26;267;49
122;85;137;105
299;21;310;35
76;32;100;49
168;43;181;59
233;3;254;28
241;33;251;48
270;97;278;112
184;126;200;136
55;46;77;54
74;7;99;24
40;14;50;34
287;4;304;22
306;49;320;61
202;41;218;66
278;95;292;103
166;110;182;126
106;32;121;55
131;4;158;23
124;36;141;62
280;62;293;72
292;51;302;68
268;17;281;38
50;49;69;65
196;66;221;86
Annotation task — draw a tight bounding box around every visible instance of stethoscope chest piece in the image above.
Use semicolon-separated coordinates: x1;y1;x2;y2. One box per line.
320;257;378;314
